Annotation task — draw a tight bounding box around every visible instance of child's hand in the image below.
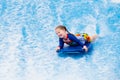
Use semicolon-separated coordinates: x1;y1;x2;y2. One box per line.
83;45;88;52
56;46;60;52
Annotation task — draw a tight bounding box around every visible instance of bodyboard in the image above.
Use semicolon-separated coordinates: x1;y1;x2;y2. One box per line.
57;42;91;54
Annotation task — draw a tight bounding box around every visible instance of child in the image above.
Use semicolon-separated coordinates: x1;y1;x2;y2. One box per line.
55;25;97;52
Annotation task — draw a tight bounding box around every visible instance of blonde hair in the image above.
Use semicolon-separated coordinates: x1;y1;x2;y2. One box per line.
55;25;74;36
55;25;71;33
55;25;67;31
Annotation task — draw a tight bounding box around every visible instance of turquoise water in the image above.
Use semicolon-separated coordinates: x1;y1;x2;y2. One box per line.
0;0;120;80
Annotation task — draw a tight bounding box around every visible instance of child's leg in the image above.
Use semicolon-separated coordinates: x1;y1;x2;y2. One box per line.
90;34;98;42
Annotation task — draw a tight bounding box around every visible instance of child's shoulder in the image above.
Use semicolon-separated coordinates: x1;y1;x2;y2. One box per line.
68;33;74;35
67;33;77;39
68;33;75;37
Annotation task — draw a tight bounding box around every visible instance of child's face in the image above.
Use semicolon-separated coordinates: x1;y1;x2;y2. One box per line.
55;28;67;38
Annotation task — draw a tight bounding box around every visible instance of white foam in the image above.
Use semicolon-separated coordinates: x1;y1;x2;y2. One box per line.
111;0;120;3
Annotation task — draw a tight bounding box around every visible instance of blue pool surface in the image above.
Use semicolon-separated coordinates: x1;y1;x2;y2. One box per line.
0;0;120;80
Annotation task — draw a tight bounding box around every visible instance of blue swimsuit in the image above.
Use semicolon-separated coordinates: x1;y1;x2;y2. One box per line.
59;33;88;49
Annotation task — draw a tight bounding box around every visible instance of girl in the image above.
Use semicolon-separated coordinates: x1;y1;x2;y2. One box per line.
55;25;97;52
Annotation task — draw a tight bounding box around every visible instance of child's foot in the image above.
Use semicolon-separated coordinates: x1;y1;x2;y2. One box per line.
91;34;98;42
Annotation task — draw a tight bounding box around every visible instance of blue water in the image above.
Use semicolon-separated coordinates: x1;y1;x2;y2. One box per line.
0;0;120;80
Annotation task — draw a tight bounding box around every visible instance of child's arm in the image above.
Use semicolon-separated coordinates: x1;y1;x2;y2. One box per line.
68;34;84;47
59;38;64;49
56;38;64;51
68;34;88;52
